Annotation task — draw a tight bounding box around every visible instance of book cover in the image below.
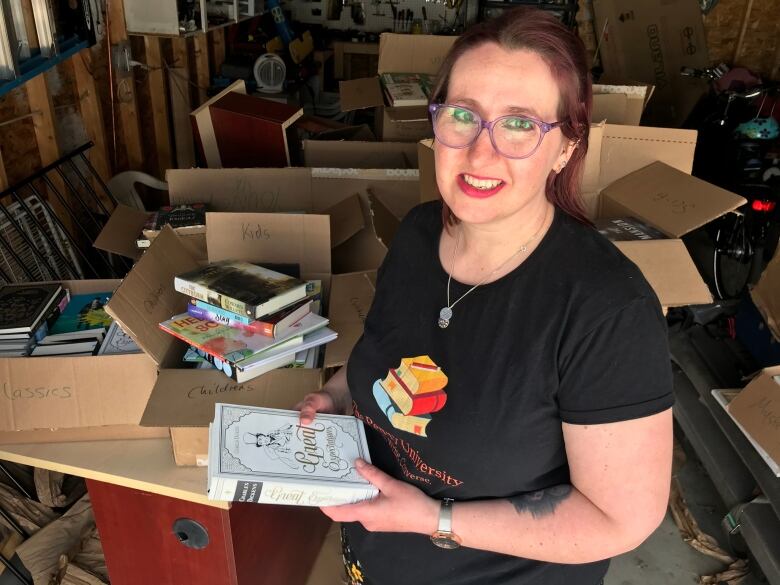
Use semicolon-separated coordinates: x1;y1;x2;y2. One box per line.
48;292;113;336
187;337;301;381
188;298;312;338
159;311;328;365
594;217;668;241
380;369;447;416
0;283;63;334
97;321;142;356
380;74;429;108
372;381;431;437
174;261;307;318
208;405;377;506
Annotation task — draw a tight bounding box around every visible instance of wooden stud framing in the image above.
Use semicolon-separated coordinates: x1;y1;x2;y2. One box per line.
107;0;144;170
167;49;195;170
143;36;173;177
72;48;112;183
733;0;755;64
192;34;210;106
0;148;8;192
210;28;226;79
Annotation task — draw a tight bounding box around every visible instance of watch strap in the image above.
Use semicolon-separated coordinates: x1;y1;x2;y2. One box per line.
438;498;454;533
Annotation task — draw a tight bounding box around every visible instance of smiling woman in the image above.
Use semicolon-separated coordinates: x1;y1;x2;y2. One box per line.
295;7;674;585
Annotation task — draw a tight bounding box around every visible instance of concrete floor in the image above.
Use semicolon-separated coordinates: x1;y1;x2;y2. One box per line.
606;437;766;585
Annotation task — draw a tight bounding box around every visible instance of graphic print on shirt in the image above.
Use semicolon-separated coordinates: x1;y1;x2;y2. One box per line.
371;355;448;437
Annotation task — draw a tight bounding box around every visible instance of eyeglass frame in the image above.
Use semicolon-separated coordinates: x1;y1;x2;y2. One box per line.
428;103;567;160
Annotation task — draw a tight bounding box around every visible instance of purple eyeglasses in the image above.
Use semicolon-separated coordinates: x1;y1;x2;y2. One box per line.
429;103;566;160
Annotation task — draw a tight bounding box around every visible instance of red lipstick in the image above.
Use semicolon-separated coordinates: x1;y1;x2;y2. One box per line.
456;174;505;199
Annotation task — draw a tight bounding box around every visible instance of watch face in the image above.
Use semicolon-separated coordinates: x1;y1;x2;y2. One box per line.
431;531;461;549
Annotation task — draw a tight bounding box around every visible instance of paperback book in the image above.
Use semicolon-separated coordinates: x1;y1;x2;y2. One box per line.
136;203;207;248
174;261;307;319
47;292;113;338
207;404;377;506
159;311;329;365
594;217;668;241
97;321;142;356
187;298;313;338
380;73;433;107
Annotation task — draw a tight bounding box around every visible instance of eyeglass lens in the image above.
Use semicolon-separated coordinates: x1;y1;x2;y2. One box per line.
433;106;542;158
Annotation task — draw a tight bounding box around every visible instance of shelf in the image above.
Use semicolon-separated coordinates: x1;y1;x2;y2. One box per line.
672;365;757;508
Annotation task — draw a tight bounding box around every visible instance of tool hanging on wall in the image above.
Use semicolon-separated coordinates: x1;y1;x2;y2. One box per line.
350;0;366;24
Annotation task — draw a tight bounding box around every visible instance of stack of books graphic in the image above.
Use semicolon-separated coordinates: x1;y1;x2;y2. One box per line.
373;356;448;437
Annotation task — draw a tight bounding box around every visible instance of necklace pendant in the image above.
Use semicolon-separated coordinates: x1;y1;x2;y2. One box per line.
438;307;453;329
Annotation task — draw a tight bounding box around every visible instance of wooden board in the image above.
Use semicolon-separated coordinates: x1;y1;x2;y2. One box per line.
73;48;112;183
210;28;226;79
192;34;210;105
144;36;173;178
168;66;195;169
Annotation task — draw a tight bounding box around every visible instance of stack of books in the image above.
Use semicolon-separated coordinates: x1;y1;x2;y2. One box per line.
0;283;69;356
380;72;434;107
372;356;449;437
0;284;143;357
136;203;208;249
159;260;338;382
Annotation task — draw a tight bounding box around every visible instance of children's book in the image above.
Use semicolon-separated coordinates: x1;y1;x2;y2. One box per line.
159;311;329;366
187;299;312;338
174;261;307;319
47;292;113;338
207;405;377;506
97;321;142;356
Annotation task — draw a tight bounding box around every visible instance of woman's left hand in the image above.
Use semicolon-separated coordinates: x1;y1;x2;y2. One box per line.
320;459;439;535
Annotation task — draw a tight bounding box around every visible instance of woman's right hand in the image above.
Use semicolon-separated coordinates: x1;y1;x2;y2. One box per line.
295;390;338;426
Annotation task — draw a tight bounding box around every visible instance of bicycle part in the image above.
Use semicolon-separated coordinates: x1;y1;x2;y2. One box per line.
713;213;753;299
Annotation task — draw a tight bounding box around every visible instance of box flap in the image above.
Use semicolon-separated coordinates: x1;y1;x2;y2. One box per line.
751;247;780;341
105;226;199;366
377;33;456;75
591;93;627;125
418;139;438;203
140;368;322;427
613;239;712;307
93;205;148;260
326;194;366;248
728;367;780;466
0;353;158;432
598;124;698;191
302;140;418;169
324;271;376;368
385;106;430;123
592;83;652;126
204;212;331;281
600;162;747;237
339;77;385;112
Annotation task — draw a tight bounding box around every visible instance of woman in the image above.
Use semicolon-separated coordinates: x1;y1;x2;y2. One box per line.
298;7;673;585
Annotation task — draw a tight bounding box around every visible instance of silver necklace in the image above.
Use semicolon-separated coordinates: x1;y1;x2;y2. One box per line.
438;207;550;329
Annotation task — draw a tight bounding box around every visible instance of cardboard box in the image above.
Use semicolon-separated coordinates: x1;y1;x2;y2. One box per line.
592;83;654;126
751;246;780;342
417;123;747;309
0;279;163;441
339;33;457;142
593;0;710;126
728;366;780;470
302;140;418;169
323;271;377;370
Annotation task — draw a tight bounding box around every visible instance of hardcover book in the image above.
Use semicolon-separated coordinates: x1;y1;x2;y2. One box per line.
0;283;64;334
380;73;432;107
187;298;313;338
137;204;208;248
159;311;329;365
208;405;377;506
594;217;668;241
174;261;307;319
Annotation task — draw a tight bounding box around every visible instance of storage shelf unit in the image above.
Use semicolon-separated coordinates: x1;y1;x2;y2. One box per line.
123;0;263;36
670;325;780;585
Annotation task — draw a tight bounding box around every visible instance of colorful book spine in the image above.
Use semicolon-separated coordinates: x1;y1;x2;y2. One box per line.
380;369;447;416
191;299;252;325
372;381;431;437
174;277;248;316
187;303;271;335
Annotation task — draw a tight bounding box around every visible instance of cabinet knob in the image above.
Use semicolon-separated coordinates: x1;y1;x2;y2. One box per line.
172;518;210;550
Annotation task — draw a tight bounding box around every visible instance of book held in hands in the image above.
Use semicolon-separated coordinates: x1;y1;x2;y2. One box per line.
208;404;377;506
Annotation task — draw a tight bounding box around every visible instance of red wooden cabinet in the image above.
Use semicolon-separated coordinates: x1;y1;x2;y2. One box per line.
87;479;331;585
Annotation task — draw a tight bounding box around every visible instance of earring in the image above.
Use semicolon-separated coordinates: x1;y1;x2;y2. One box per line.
557;160;567;173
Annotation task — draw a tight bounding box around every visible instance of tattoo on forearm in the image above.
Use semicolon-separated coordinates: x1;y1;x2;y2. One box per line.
508;484;573;519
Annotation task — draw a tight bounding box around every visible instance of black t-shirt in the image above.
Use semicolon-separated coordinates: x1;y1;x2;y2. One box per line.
345;200;674;585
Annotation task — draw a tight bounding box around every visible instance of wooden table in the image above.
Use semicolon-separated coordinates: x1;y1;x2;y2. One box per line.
0;438;334;585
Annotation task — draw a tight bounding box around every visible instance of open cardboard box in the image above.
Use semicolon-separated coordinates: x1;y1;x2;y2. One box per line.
751;246;780;343
727;366;780;472
339;33;456;142
0;279;166;445
418;122;747;310
302;140;418;169
592;83;654;126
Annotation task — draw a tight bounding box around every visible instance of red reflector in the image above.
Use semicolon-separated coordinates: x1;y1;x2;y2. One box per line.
751;200;776;212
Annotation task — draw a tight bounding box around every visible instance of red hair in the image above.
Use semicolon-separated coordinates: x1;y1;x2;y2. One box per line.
429;7;593;226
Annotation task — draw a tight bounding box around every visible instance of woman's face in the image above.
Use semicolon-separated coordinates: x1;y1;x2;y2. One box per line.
434;43;571;227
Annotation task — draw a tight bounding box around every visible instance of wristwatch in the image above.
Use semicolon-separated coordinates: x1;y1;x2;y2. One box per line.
430;498;461;549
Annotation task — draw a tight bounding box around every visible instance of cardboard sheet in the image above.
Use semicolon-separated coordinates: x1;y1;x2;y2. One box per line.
323;271;377;368
728;367;780;467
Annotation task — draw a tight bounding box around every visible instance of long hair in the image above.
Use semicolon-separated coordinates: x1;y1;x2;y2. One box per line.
429;7;593;226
